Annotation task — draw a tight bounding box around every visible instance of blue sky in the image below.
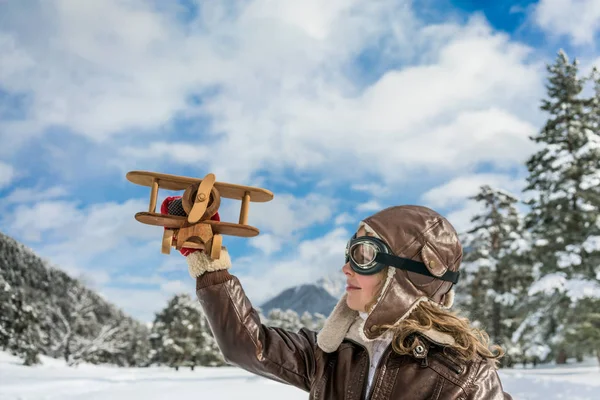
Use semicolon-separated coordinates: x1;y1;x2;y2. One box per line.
1;0;599;323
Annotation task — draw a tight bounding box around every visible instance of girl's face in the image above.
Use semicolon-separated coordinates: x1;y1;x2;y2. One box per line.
342;226;386;312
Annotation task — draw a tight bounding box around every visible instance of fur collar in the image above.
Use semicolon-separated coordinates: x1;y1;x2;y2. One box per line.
343;314;394;360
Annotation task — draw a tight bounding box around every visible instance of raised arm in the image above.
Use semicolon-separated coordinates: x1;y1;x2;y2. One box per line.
187;248;320;392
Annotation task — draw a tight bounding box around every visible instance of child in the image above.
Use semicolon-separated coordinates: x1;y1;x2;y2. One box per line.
184;205;512;399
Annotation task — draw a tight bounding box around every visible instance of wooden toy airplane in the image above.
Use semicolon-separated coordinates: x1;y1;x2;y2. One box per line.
126;171;273;259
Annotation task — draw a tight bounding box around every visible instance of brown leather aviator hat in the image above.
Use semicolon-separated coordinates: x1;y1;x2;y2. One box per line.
317;205;463;352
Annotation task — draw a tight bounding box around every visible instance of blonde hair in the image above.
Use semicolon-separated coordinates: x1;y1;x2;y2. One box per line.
384;302;504;366
366;270;504;366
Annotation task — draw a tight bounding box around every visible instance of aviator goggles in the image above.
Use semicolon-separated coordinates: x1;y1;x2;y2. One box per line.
344;233;460;284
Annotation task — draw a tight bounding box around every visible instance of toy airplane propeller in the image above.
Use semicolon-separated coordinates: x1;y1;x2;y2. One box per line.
126;171;273;259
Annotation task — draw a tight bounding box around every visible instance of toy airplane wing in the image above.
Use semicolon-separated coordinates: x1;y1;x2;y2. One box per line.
126;170;273;259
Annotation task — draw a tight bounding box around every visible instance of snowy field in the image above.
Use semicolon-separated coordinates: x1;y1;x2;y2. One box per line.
1;352;599;400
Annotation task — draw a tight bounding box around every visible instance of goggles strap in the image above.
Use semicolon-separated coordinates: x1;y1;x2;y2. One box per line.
375;253;460;284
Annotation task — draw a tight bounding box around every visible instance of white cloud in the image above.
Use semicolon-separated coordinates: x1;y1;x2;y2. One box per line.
0;161;15;189
248;233;283;256
114;26;542;184
236;227;350;305
402;108;537;171
116;274;168;286
119;142;211;165
445;200;487;235
0;0;389;143
1;185;68;205
351;183;390;196
421;173;526;209
533;0;600;46
6;197;156;256
0;1;545;186
160;279;189;294
157;255;187;273
421;172;528;234
221;192;336;238
334;212;354;226
8;200;83;241
356;200;384;212
244;0;366;40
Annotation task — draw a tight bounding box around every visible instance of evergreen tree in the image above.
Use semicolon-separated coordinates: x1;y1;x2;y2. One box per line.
312;313;326;331
120;320;152;367
150;293;224;369
0;275;14;350
300;311;315;330
299;311;326;331
520;50;600;363
264;309;326;332
0;232;152;367
564;297;600;364
459;185;533;366
49;282;98;364
7;287;42;365
265;308;303;331
45;282;132;366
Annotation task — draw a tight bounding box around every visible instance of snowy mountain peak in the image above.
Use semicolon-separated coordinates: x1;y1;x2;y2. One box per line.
315;271;346;299
259;271;347;318
259;284;337;317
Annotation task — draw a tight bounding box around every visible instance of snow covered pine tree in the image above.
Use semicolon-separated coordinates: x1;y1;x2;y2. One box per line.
150;293;224;369
459;185;533;367
1;232;152;367
519;50;600;364
265;308;304;331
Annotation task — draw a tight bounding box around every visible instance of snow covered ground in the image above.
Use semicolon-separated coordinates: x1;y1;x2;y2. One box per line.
1;351;598;399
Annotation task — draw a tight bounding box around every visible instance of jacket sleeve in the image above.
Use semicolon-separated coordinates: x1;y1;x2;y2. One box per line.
466;359;513;400
195;270;320;392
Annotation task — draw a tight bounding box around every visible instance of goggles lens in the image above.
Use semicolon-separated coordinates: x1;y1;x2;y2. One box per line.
345;235;380;270
350;243;377;266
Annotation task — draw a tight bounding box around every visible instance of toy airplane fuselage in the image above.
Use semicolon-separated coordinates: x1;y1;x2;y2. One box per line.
126;170;273;259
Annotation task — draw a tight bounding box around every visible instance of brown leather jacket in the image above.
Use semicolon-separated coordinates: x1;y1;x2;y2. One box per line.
195;270;513;400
